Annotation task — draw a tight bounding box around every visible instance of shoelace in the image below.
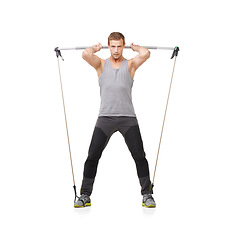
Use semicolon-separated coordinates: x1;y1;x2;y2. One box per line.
78;194;89;204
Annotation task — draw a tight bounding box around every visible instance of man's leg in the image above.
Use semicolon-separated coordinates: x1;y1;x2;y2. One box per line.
120;118;153;195
80;117;117;196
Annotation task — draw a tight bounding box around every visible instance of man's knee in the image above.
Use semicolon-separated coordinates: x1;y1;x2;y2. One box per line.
84;127;109;178
124;125;149;177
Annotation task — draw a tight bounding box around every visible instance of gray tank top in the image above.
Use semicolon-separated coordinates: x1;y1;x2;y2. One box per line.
98;58;136;117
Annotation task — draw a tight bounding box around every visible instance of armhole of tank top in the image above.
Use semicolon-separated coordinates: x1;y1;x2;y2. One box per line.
98;59;107;82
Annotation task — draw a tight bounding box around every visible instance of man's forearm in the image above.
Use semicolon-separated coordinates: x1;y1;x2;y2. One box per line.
84;47;97;55
83;43;102;56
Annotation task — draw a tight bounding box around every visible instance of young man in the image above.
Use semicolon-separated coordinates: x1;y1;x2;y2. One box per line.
74;32;156;208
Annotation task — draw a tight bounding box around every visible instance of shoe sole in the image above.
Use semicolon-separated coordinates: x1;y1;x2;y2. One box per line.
74;203;91;208
142;203;156;208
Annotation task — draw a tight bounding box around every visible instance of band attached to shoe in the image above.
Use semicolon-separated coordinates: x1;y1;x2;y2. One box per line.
74;194;91;208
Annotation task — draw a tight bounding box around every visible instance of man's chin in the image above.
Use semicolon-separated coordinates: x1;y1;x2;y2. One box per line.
113;55;120;59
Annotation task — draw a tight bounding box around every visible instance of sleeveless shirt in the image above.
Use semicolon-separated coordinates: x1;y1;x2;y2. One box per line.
98;58;136;117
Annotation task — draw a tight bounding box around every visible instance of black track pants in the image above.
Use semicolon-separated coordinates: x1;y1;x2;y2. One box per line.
80;116;153;196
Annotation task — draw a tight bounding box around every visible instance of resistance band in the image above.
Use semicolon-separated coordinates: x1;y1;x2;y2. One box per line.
54;45;179;200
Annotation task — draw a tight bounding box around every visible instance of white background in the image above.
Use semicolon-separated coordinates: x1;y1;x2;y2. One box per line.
0;0;239;239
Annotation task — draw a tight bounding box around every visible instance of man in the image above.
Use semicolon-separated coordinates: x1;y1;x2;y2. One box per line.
74;32;156;208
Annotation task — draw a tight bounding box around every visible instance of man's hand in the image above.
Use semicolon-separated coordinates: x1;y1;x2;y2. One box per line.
93;42;102;52
130;43;140;52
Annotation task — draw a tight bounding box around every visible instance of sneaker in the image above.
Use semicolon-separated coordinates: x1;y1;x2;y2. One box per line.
74;194;91;208
142;194;156;208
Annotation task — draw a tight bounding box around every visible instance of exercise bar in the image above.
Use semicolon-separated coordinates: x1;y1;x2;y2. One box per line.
58;46;175;51
55;46;179;60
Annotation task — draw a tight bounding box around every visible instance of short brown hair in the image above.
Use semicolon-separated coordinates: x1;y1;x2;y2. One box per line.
108;32;125;45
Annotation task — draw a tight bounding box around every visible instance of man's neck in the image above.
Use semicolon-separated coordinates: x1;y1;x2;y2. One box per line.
110;56;124;63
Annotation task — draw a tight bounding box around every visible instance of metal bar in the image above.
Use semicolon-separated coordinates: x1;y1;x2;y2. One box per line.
58;46;174;51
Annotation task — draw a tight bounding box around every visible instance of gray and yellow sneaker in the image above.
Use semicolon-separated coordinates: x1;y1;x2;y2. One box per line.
74;194;91;208
142;194;156;208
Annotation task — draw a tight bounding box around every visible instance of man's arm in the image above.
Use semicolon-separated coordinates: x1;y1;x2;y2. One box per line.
82;43;103;71
128;43;151;78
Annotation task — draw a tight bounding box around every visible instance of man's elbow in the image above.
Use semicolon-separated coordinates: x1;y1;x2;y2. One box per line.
144;49;151;59
82;50;89;59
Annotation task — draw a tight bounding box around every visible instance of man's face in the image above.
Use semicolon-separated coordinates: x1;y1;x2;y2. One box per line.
108;39;125;60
